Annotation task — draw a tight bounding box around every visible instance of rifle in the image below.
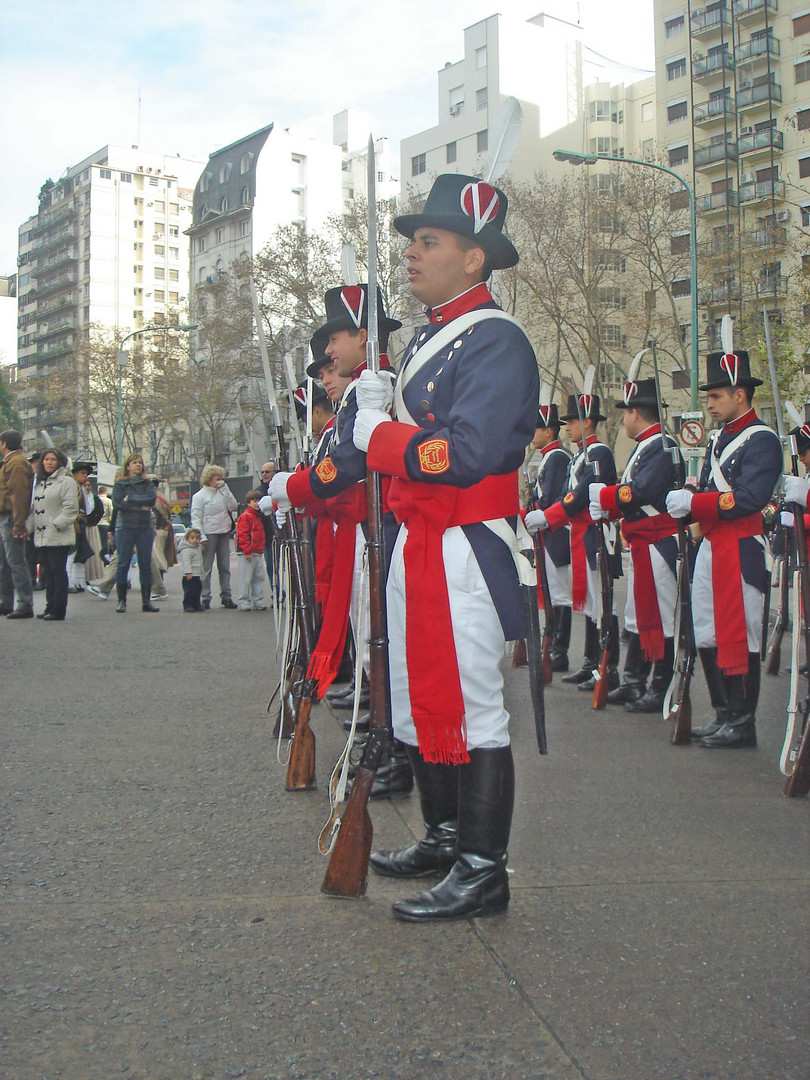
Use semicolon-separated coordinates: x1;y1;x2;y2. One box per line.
764;530;789;675
322;136;393;896
571;371;613;710
652;349;694;744
283;355;319;635
250;278;318;790
524;466;554;686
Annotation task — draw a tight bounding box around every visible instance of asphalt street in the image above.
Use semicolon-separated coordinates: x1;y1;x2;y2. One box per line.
2;560;808;1080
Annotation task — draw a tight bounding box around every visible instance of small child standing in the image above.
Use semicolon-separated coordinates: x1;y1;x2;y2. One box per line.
177;528;204;612
236;490;267;611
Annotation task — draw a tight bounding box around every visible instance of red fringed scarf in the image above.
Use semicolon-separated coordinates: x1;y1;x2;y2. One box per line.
570;516;589;612
621;515;679;661
387;472;520;765
702;513;763;675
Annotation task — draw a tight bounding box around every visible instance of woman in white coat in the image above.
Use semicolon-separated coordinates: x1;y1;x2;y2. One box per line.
31;448;79;621
190;465;238;609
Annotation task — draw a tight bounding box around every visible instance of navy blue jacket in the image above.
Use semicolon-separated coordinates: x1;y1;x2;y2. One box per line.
533;444;571;567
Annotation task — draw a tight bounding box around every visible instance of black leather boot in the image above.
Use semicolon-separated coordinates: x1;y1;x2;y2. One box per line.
607;632;650;704
562;617;599;684
369;747;458;878
115;583;127;613
626;637;675;713
550;606;571;672
141;584;160;612
578;616;621;692
692;647;731;739
345;738;414;800
391;746;513;922
700;652;759;748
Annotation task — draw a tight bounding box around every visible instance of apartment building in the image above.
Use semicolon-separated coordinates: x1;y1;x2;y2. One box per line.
16;145;203;447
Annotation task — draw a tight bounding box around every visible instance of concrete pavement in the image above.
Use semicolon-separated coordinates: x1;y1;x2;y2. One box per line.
1;562;808;1080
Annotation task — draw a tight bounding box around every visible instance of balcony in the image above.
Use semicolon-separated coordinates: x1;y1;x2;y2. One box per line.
736;34;780;64
37;318;76;343
700;281;741;305
31;248;78;277
737;81;782;110
697;189;738;213
697;236;737;257
691;3;731;37
741;225;787;249
746;275;787;298
739;178;785;203
695;137;738;169
693;51;734;79
694;97;736;126
733;0;777;23
33;224;77;252
738;128;783;156
33;272;77;302
37;339;75;363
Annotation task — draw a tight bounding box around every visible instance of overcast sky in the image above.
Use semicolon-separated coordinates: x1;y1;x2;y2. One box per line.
0;0;655;273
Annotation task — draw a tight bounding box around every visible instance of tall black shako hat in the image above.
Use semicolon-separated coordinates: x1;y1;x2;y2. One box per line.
293;382;330;423
614;350;666;413
314;284;401;349
536;381;564;429
788;424;810;456
699;350;762;391
559;394;606;424
307;328;331;378
394;174;518;270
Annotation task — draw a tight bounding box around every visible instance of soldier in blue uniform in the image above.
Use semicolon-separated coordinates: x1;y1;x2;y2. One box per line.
528;399;572;670
589;376;682;713
666;348;782;748
527;391;620;691
352;173;539;921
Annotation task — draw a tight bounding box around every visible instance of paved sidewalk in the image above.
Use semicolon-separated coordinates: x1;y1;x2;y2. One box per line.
1;565;808;1079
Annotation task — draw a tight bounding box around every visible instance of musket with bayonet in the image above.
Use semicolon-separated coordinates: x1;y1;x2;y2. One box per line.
250;278;318;789
653;346;694;745
571;368;614;711
283;354;318;635
322;135;394;897
524;469;555;687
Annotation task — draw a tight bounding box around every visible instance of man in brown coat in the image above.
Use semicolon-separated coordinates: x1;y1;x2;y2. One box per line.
0;429;34;618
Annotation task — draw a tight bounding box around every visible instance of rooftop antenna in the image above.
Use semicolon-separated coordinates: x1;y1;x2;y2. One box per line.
136;85;142;148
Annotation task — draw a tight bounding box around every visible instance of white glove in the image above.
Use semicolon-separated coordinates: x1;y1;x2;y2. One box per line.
268;472;293;515
353;409;391;452
525;509;549;533
666;489;693;519
588;482;608;521
258;495;274;516
355;370;394;412
781;511;795;528
275;509;288;528
784;475;810;508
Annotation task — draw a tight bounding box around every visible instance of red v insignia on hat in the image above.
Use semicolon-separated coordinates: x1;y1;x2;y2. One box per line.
460;181;499;234
340;286;364;329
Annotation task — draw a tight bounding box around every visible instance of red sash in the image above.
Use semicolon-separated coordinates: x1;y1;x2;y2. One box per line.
621;515;679;660
570;516;589;612
702;513;763;675
387;472;519;765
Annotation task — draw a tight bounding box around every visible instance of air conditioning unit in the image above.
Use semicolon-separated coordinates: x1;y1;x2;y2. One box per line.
740;126;754;136
775;209;790;222
449;103;462;116
147;202;153;207
741;173;756;184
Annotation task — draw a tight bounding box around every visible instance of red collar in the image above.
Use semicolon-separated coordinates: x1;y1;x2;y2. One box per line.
576;433;599;450
724;408;757;435
635;423;662;444
319;416;336;434
427;283;492;325
541;440;562;456
351;353;391;380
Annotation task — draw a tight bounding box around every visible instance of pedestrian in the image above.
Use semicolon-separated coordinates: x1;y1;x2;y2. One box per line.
235;490;267;611
190;465;238;610
352;173;539;920
177;527;204;612
111;452;160;613
66;463;102;591
30;447;79;621
82;477;105;582
96;484;113;554
148;476;176;601
0;428;35;619
27;450;45;592
258;461;281;603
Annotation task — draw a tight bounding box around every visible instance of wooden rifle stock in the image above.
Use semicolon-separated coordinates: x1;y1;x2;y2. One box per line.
665;512;695;745
784;499;810;796
592;541;613;711
764;530;789;676
284;512;319;791
525;480;554;686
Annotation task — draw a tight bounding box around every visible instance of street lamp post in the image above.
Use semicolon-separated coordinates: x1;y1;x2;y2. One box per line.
553;149;699;412
116;323;198;466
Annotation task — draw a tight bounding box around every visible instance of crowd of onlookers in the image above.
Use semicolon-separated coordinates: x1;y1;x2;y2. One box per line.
0;427;280;622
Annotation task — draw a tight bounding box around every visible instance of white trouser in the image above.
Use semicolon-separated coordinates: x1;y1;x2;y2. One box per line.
236;554;266;608
350;524;370;675
387;524;510;750
624;549;677;636
542;548;571;608
67;552;86;589
692;538;762;651
583;562;617;622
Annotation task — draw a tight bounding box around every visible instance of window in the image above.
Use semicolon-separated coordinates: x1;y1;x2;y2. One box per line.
216;228;224;243
797;59;810;84
240;152;252;174
219;162;232;183
377;171;385;182
670;189;689;210
154;290;165;302
169;202;179;214
801;205;810;227
642;138;655;160
412;153;426;176
476;46;487;69
641;101;653;122
798;108;810;131
670;231;691;254
169;247;179;260
153;221;164;235
667;58;687;81
793;12;810;36
198;237;206;253
200;173;210;193
590;136;618;156
671;278;691;297
169;292;178;303
800;157;810;179
99;168;111;179
154;245;164;256
589;100;612;121
155;267;165;280
220;196;229;212
600;324;626;349
668;144;689;166
446;141;457;164
476;87;487;111
169;269;179;281
449;85;464;114
241;186;250;204
168;226;178;237
665;14;685;37
120;172;132;183
477;130;488;153
597;287;625;309
667;100;688;123
240;220;249;237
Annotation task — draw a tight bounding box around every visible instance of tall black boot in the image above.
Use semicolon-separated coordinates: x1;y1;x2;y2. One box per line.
607;631;650;704
562;617;599;684
115;582;127;613
627;637;675;713
692;647;731;739
392;746;513;922
550;606;571;672
369;747;458;878
141;584;160;612
579;615;621;693
700;652;759;748
345;737;414;800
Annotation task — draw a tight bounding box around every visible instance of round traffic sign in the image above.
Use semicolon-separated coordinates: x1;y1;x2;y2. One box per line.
680;419;705;447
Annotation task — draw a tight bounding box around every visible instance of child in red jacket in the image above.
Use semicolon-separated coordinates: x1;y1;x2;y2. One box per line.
235;491;267;611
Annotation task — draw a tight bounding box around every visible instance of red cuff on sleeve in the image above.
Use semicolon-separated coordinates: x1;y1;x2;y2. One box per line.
690;491;721;521
600;484;620;511
367;421;422;477
544;500;570;531
286;468;318;509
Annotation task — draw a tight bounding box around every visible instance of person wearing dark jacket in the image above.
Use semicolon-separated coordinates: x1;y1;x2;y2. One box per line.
0;428;35;618
111;452;159;613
